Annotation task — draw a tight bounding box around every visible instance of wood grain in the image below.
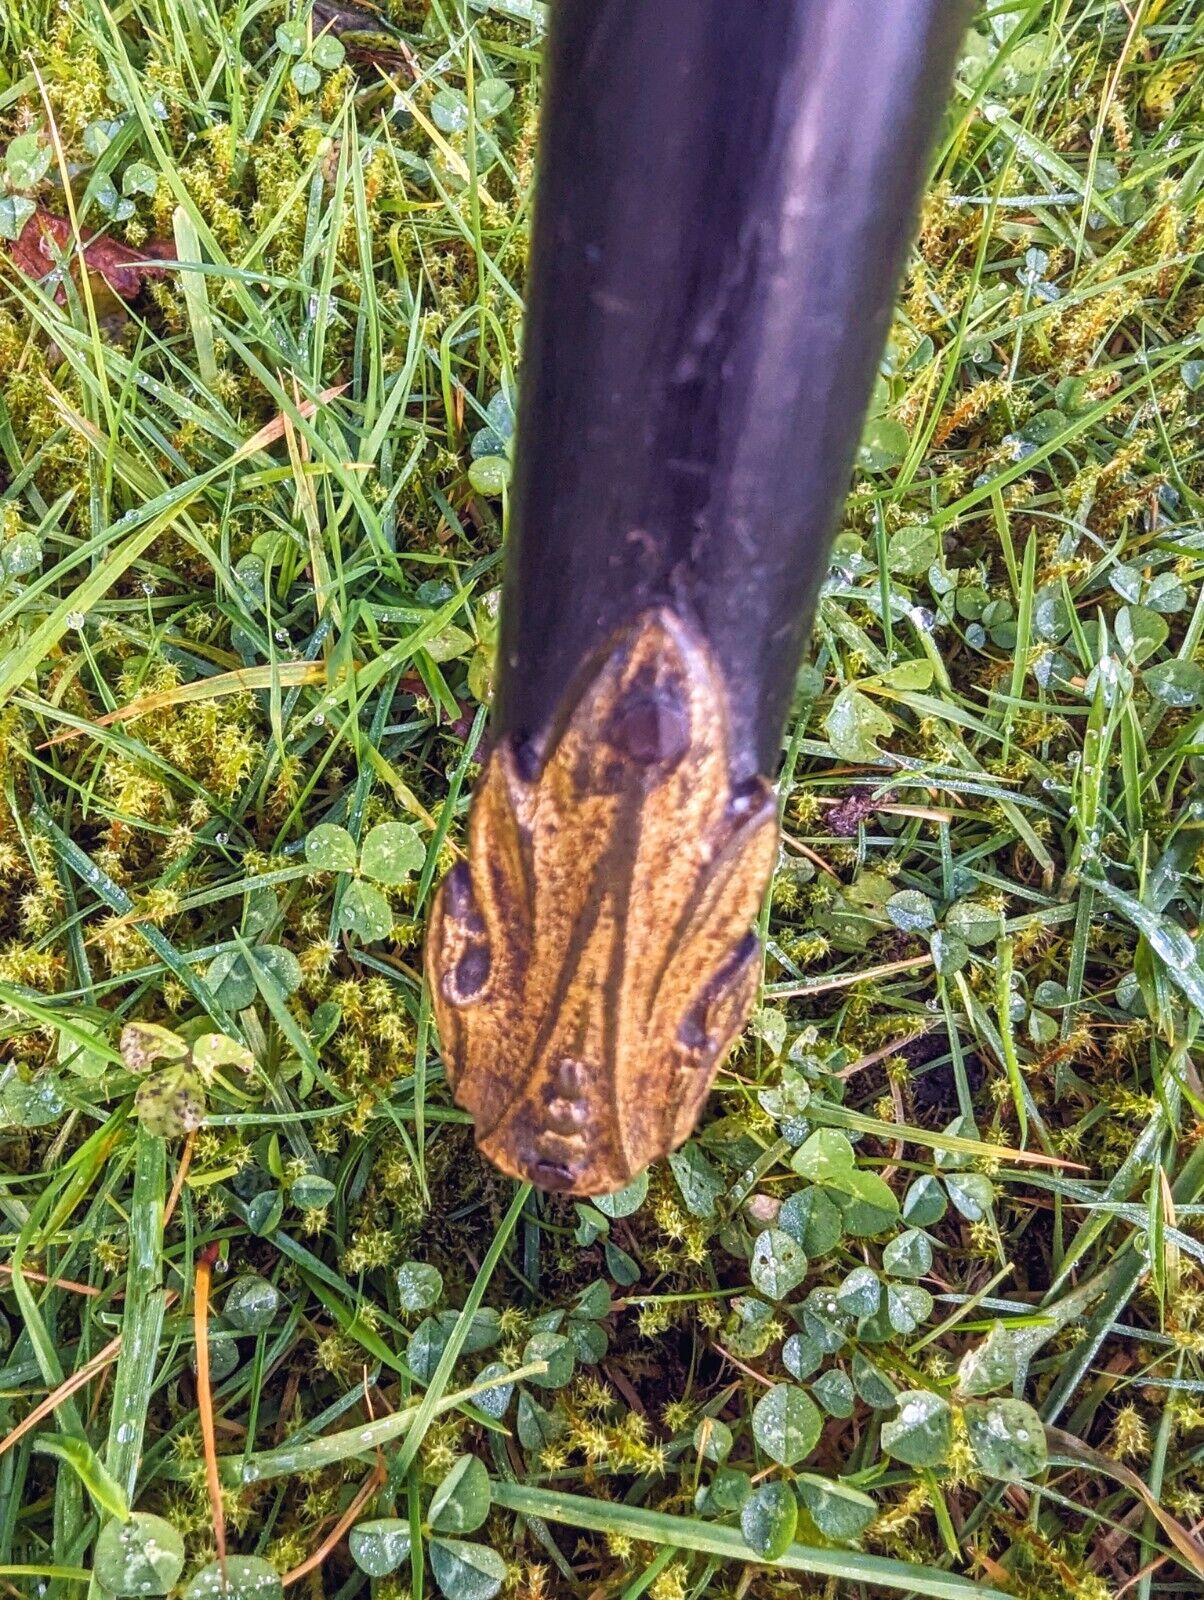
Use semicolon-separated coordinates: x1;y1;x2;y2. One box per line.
426;608;777;1195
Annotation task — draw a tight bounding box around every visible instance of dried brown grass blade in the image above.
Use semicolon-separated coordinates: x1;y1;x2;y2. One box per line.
38;661;328;748
0;1334;122;1460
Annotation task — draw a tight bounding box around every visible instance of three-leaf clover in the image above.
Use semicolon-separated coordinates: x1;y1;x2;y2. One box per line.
304;819;425;942
5;130;51;191
119;1025;197;1138
120;1022;252;1139
468;389;515;497
350;1456;504;1599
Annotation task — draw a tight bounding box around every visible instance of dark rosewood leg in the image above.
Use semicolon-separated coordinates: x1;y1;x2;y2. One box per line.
427;0;973;1194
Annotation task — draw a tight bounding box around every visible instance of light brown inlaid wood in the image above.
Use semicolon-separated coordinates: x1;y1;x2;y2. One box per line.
425;608;778;1195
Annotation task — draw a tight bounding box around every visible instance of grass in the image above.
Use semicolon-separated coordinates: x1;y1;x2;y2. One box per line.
0;0;1203;1596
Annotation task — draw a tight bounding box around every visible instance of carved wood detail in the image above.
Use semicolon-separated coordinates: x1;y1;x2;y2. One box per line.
426;607;777;1195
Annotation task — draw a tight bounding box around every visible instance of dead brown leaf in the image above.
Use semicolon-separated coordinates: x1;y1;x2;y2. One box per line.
7;206;176;302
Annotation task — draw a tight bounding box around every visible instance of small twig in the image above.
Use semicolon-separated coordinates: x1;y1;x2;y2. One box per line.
283;1463;385;1587
1116;1513;1204;1595
194;1242;226;1578
837;1031;928;1080
878;803;958;823
274;1368;303;1448
712;1346;776;1388
780;832;840;878
163;1132;196;1229
0;1262;101;1297
601;1363;645;1417
881;1073;908;1184
772;952;932;998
